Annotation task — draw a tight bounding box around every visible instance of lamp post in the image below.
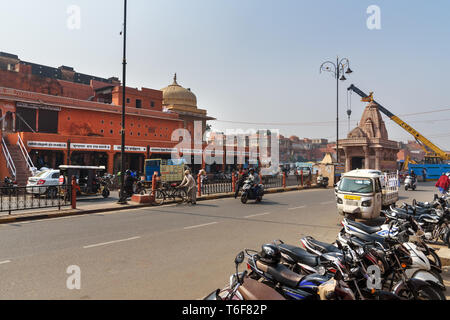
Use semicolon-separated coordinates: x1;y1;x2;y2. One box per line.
320;57;353;163
118;0;128;204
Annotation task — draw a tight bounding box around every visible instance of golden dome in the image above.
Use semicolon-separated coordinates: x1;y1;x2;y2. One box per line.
161;74;197;108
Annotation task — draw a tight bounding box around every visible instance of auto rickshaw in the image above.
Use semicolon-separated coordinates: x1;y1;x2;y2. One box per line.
59;165;111;198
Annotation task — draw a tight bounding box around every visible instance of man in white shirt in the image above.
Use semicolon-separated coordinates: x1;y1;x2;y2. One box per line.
179;170;197;204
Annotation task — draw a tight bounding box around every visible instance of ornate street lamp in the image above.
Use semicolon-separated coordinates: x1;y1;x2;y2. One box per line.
320;57;353;163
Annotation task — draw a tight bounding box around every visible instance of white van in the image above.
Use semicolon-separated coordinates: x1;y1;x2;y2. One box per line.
336;169;399;220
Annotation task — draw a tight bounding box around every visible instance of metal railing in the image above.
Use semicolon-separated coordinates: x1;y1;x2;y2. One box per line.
201;178;233;195
1;138;16;179
0;185;72;215
17;134;36;174
261;175;283;189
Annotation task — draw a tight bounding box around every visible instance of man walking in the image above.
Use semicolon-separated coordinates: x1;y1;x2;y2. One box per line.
422;168;427;182
179;170;197;205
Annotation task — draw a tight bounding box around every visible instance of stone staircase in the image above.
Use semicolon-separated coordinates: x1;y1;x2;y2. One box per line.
3;139;32;186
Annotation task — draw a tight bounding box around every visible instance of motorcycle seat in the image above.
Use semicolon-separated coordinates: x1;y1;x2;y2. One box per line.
238;277;286;300
303;237;341;254
349;231;386;247
255;260;303;288
345;219;382;234
278;244;320;267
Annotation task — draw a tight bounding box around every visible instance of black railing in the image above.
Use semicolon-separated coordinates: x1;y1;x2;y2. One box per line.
0;185;72;215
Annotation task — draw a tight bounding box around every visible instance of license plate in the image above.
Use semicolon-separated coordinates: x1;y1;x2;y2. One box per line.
346;200;358;206
344;195;361;200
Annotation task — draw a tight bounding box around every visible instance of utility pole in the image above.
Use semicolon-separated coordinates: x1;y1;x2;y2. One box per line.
118;0;128;204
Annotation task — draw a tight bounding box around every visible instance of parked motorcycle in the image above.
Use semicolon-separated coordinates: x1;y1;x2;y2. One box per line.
241;179;264;204
2;176;18;196
203;251;285;300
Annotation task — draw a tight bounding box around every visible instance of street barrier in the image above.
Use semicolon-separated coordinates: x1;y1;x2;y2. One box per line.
0;185;72;215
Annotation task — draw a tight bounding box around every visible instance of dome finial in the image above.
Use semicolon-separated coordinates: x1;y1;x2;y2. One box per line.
173;73;178;85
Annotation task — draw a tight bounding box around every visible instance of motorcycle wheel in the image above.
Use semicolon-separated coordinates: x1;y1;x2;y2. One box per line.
444;230;450;248
241;193;248;204
427;250;442;269
405;186;408;191
396;283;443;300
256;196;262;203
102;188;110;198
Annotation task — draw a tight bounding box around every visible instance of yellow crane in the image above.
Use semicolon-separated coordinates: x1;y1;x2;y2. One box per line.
347;84;450;164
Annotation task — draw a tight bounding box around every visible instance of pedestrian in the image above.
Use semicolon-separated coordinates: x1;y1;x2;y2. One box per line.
179;170;197;205
422;168;427;182
435;173;450;195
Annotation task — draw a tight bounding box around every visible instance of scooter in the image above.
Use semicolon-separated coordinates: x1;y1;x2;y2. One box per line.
317;176;329;188
404;175;417;191
241;180;264;204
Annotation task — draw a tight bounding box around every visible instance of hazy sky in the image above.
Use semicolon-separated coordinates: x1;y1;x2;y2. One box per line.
1;0;449;149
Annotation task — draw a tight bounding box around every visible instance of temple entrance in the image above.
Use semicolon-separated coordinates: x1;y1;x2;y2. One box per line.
351;157;364;170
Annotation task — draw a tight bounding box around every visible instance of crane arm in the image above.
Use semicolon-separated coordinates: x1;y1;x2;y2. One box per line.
347;84;449;161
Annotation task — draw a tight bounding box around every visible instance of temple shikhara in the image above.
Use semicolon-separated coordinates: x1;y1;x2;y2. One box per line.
339;100;399;172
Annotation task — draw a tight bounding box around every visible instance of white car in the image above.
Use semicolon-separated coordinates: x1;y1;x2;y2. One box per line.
26;169;61;197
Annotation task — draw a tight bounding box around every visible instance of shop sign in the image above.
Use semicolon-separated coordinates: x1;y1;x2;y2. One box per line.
16;102;61;112
113;145;147;152
70;143;111;151
28;141;67;149
150;147;178;154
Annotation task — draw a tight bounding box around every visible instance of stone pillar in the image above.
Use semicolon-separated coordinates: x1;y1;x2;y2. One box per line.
375;148;381;171
343;147;351;173
363;146;370;169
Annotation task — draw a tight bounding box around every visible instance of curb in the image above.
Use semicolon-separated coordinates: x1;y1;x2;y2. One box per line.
0;185;323;224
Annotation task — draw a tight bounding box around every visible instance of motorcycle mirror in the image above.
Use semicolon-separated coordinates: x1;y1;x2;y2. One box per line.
335;240;344;250
235;251;245;265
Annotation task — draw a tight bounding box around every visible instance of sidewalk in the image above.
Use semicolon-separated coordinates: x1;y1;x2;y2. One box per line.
0;184;321;224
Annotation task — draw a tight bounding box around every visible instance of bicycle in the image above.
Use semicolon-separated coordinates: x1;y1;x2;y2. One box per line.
152;182;188;205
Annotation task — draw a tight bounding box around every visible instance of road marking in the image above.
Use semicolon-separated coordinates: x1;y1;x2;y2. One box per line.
83;236;141;249
244;212;271;218
183;222;219;230
288;206;306;211
0;260;11;265
321;201;335;205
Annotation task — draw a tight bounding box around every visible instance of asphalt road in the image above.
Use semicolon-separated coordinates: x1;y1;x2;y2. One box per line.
0;182;442;299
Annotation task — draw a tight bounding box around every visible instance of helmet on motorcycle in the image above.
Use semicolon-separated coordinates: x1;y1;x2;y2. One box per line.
258;244;281;265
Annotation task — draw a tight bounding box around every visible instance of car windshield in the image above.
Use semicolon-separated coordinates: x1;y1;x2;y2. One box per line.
339;177;374;193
